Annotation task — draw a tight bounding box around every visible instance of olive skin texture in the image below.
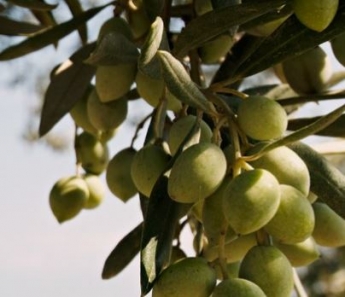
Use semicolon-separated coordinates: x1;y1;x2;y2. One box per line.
211;278;266;297
83;174;105;209
131;145;170;198
237;96;288;141
292;0;339;32
264;185;315;244
152;257;217;297
282;46;332;95
49;176;89;223
75;131;109;175
312;202;345;247
168;115;213;156
87;89;128;132
223;169;281;235
273;237;320;267
249;146;310;196
239;245;294;297
168;143;227;204
106;147;138;202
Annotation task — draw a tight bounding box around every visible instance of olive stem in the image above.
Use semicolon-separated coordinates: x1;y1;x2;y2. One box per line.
210;86;248;100
218;221;230;280
228;118;242;177
212;116;227;146
130;112;153;147
255;229;271;246
293;268;308;297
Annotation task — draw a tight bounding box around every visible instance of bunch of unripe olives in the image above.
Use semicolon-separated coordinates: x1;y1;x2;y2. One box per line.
45;1;345;295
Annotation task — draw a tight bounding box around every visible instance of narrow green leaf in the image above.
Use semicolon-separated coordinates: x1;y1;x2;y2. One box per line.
229;2;345;83
64;0;88;44
246;104;345;159
173;0;286;58
140;175;191;295
0;16;45;36
84;32;139;66
7;0;58;11
157;50;217;115
39;43;96;137
31;10;57;28
288;114;345;138
288;142;345;219
142;0;164;22
0;2;112;60
139;17;169;79
102;222;143;279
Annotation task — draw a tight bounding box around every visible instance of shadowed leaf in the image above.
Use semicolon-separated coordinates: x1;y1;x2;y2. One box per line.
222;2;345;85
173;0;286;58
7;0;58;10
102;222;143;279
85;32;139;66
157;50;217;115
39;43;96;137
0;2;112;60
140;174;191;295
289;142;345;219
64;0;87;44
0;16;45;35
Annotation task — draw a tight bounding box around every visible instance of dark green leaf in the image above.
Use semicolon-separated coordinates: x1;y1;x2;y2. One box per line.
140;175;191;295
0;2;112;60
39;43;96;137
31;10;57;28
139;17;169;79
157;50;217;115
84;32;139;66
288;142;345;219
7;0;58;11
0;16;45;35
102;222;143;279
142;0;164;22
173;0;286;59
288;114;345;138
226;2;345;84
64;0;88;44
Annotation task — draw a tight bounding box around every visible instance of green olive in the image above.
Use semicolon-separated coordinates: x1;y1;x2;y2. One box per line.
264;185;315;244
239;245;294;297
168;143;227;203
237;96;287;141
152;257;216;297
49;176;89;223
106;147;138;202
223;169;281;235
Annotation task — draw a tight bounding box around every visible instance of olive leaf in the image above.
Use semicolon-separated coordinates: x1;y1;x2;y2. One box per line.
245;104;345;160
85;32;140;66
0;16;45;36
0;2;112;60
288;142;345;219
221;2;345;85
140;174;191;295
173;0;286;59
138;16;168;79
64;0;88;44
39;43;96;137
6;0;58;10
288;114;345;138
31;9;57;28
142;0;164;22
157;50;217;115
102;222;143;279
